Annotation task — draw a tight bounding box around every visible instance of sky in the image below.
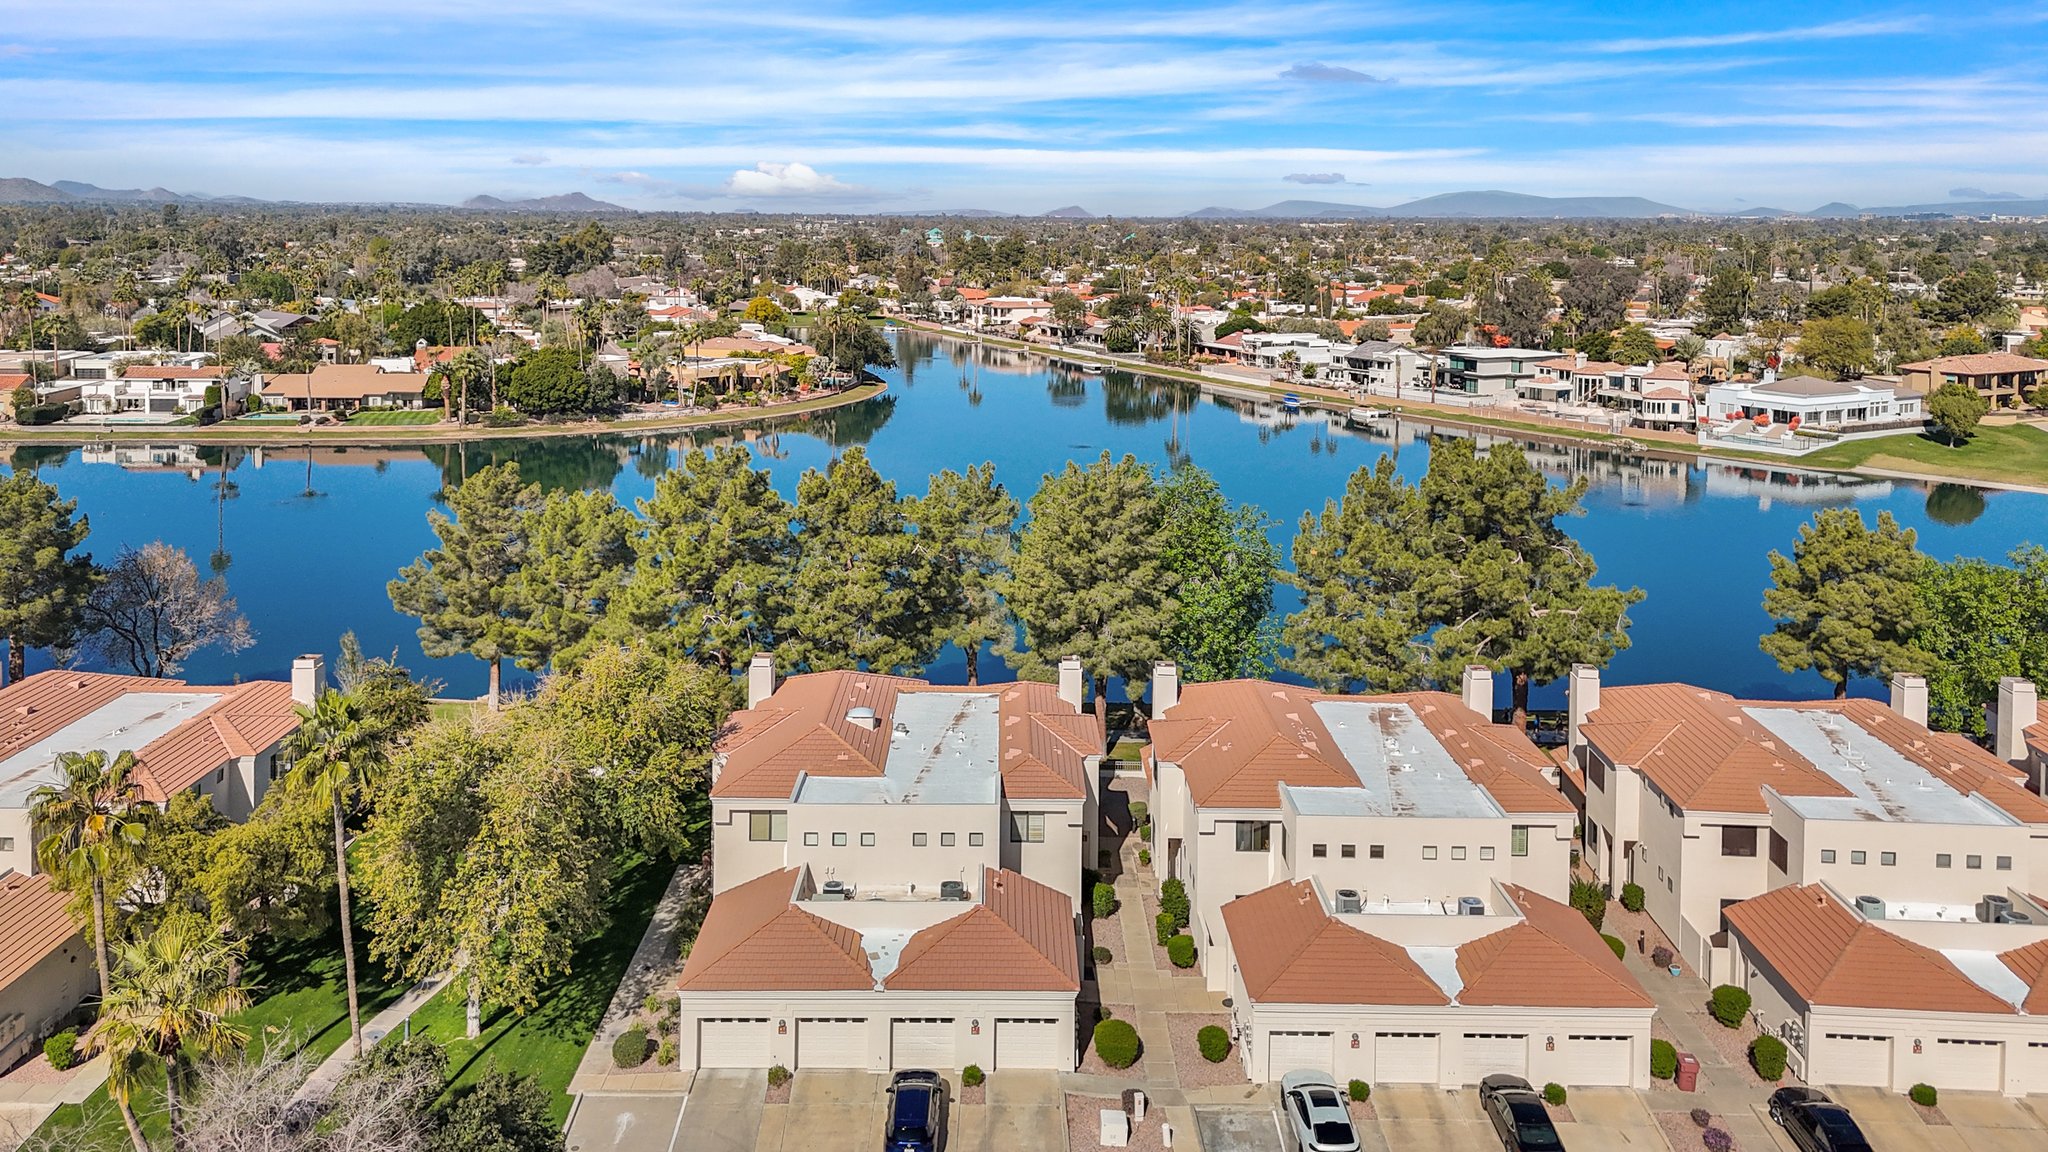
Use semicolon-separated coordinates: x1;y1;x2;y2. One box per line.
3;1;2047;215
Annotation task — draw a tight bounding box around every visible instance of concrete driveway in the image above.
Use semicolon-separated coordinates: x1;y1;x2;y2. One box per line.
674;1070;765;1152
1371;1086;1497;1152
1753;1087;2048;1152
569;1094;688;1152
1552;1088;1666;1152
1193;1104;1288;1152
952;1070;1063;1152
756;1071;883;1152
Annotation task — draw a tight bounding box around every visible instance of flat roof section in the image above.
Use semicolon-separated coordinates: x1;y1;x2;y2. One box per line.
0;691;222;806
1304;701;1506;819
1748;707;2015;827
794;691;1000;806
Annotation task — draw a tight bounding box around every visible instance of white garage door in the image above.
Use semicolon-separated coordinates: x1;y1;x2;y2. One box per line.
1563;1035;1635;1086
797;1018;868;1069
1375;1033;1441;1083
1459;1034;1529;1084
1266;1031;1333;1078
2020;1043;2048;1091
1930;1039;2002;1092
1822;1033;1891;1087
995;1019;1067;1069
891;1019;957;1069
698;1018;772;1068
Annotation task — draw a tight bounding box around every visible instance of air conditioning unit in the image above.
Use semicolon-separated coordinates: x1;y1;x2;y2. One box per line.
818;879;852;901
939;880;968;902
1853;895;1885;920
2001;910;2033;926
1458;896;1486;916
1334;889;1362;914
1978;894;2013;923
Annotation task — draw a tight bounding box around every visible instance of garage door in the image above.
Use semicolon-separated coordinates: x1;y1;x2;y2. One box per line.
1267;1031;1333;1077
1822;1033;1891;1087
891;1019;957;1069
1375;1033;1440;1083
698;1018;772;1068
1930;1039;2002;1091
1459;1034;1529;1084
1563;1035;1634;1086
995;1019;1067;1069
2020;1043;2048;1091
797;1018;868;1068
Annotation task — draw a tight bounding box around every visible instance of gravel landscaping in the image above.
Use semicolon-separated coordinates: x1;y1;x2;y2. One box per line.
1077;1007;1146;1079
1164;1014;1243;1089
1065;1092;1169;1152
1654;1109;1740;1152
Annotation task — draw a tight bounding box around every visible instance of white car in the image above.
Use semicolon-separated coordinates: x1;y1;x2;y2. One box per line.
1279;1071;1361;1152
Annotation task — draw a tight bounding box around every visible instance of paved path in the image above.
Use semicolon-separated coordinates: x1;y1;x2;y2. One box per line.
1621;946;1775;1151
569;862;703;1097
288;970;452;1107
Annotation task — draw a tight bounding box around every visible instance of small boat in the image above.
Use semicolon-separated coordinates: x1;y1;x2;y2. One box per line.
1281;393;1303;411
1078;363;1104;375
1346;406;1391;427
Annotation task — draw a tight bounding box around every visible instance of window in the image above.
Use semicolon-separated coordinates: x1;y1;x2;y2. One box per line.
1369;844;1384;860
969;832;984;846
1234;821;1270;852
1880;852;1896;867
913;833;928;847
1423;846;1438;861
1511;826;1529;857
1341;845;1356;859
1451;846;1467;861
833;832;848;847
748;812;788;842
1820;849;1836;864
1010;813;1045;843
804;832;820;846
1720;826;1758;858
1937;853;1952;868
1967;854;1982;870
1770;831;1789;871
1480;846;1496;861
940;832;956;847
1586;756;1607;791
1311;843;1327;858
861;832;876;847
0;837;12;852
215;767;226;784
1997;856;2013;871
1850;850;1866;865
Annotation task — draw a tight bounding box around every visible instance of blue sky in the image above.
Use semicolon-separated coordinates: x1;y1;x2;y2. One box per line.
3;1;2046;214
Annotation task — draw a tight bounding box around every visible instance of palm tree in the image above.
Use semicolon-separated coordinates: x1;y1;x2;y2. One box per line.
95;919;250;1152
282;691;383;1058
30;750;150;1003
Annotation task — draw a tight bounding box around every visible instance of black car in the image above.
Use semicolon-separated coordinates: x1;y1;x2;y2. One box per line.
1478;1075;1564;1152
885;1070;948;1152
1768;1087;1872;1152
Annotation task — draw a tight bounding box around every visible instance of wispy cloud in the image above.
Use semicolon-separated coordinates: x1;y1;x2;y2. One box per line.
510;153;549;165
1278;61;1384;84
1591;16;1924;54
1283;172;1356;185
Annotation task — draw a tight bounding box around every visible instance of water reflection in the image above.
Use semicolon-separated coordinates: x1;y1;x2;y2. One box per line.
1925;482;1989;527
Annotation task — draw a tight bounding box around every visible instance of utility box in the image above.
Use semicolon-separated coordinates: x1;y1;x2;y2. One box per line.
1675;1052;1701;1091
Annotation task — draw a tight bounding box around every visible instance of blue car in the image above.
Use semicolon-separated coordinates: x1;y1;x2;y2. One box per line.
885;1070;948;1152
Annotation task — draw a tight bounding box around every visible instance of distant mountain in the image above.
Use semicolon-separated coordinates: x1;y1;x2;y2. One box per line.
1184;206;1257;218
918;208;1011;217
1846;197;2048;217
1040;205;1096;218
51;180;186;203
1382;190;1697;218
1806;202;1863;217
1256;200;1384;218
459;191;630;212
0;178;73;203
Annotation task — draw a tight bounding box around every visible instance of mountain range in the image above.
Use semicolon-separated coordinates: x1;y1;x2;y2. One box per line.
459;192;630;213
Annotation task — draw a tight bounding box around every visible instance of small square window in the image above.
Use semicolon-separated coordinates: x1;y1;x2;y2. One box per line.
1820;849;1836;863
941;832;956;847
832;832;848;847
1311;843;1327;858
1369;845;1384;860
1850;850;1866;865
215;767;226;783
861;832;876;847
1422;846;1438;861
1967;854;1982;870
1937;853;1952;868
1341;845;1356;859
1997;856;2013;871
969;832;983;846
1450;846;1467;861
1880;852;1896;866
1480;846;1496;861
0;836;13;852
804;832;819;846
912;832;928;847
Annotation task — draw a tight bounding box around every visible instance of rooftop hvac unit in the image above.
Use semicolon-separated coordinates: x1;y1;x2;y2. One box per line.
817;879;852;901
939;880;968;902
1458;896;1487;916
2001;910;2033;925
1978;894;2013;923
1853;895;1885;920
1334;889;1362;914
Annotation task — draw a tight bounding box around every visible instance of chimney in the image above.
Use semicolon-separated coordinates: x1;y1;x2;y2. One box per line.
1151;662;1180;721
1058;655;1085;711
1574;352;1587;369
746;652;777;710
1888;672;1929;729
1461;665;1494;719
1993;677;2039;765
291;654;325;708
1568;664;1601;755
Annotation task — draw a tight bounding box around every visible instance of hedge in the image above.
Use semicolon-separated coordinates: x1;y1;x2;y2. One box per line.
1650;1038;1677;1080
43;1030;79;1071
1749;1035;1787;1081
612;1026;651;1068
1709;985;1751;1028
1160;878;1190;929
1601;934;1626;960
1094;1019;1141;1069
1569;879;1607;931
1166;934;1197;969
1156;911;1176;947
1092;882;1119;919
1197;1025;1231;1063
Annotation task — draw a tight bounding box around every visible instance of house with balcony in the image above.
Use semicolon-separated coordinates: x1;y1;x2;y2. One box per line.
676;655;1101;1072
1431;346;1554;400
1897;352;2048;407
79;365;244;418
1335;341;1427;395
1702;373;1920;431
1146;667;1653;1087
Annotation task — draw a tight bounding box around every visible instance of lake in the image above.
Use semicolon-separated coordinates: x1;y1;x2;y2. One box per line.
5;329;2039;710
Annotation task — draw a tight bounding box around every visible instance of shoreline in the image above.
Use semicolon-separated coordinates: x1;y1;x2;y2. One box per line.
0;381;887;446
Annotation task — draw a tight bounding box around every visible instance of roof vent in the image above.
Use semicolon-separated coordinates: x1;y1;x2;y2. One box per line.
940;880;968;901
2001;910;2033;925
846;706;880;730
1853;895;1885;920
892;721;910;739
1334;889;1362;914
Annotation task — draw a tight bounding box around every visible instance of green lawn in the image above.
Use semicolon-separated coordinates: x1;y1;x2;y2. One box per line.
36;924;403;1149
428;699;482;724
1793;422;2048;488
344;409;444;426
392;853;671;1126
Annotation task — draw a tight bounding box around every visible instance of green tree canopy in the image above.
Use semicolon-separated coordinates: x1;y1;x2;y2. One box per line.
783;447;936;673
1914;547;2048;735
511;488;633;671
0;469;96;684
1760;508;1927;698
1798;315;1877;379
389;463;540;706
1927;381;1990;446
506;347;593;415
1282;457;1436;693
1157;465;1278;683
908;463;1018;685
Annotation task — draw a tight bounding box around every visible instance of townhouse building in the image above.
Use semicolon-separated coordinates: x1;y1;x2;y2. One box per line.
1147;667;1654;1088
676;655;1102;1073
1897;352;2048;407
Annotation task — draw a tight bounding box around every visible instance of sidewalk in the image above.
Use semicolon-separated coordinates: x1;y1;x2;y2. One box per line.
1621;946;1776;1151
0;1053;108;1152
568;861;704;1096
288;970;451;1107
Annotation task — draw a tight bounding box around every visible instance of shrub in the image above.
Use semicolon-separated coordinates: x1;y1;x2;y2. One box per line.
642;993;667;1016
1749;1035;1787;1081
1569;878;1607;931
768;1064;791;1087
1156;911;1176;946
1093;945;1113;964
17;402;69;425
1098;1006;1114;1021
1602;934;1626;960
43;1030;79;1071
1138;848;1151;867
1909;1083;1937;1108
1128;801;1148;826
1650;1038;1678;1080
657;1039;678;1066
612;1026;651;1069
1094;1020;1141;1069
1197;1025;1231;1063
1620;882;1645;913
1702;1128;1733;1152
1092;882;1119;919
1543;1083;1566;1106
1347;1080;1371;1103
1709;985;1751;1028
484;406;526;427
1689;1108;1712;1129
963;1064;984;1088
1161;878;1190;929
1652;945;1674;969
1138;820;1151;842
1167;934;1197;969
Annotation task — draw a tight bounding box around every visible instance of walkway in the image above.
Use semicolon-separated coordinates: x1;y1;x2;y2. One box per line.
1619;945;1777;1150
568;861;703;1096
288;969;452;1107
0;1054;107;1152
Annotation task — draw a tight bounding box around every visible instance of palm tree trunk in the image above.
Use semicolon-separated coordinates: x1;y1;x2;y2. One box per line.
332;792;363;1058
487;657;502;711
91;876;112;1002
117;1094;149;1152
162;1051;184;1152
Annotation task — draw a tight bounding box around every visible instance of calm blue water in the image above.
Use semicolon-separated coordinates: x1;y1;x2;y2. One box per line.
5;330;2040;709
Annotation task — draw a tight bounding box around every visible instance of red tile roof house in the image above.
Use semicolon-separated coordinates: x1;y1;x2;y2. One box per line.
1145;666;1652;1088
0;871;92;1068
675;656;1101;1072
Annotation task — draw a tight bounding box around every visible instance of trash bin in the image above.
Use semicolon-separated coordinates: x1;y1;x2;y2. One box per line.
1675;1052;1701;1092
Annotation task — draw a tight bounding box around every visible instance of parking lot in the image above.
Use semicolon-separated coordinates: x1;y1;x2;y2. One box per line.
1748;1087;2048;1152
663;1069;1066;1152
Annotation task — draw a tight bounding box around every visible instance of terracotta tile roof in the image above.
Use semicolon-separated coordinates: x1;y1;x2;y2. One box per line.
676;869;873;992
0;871;81;988
1149;680;1565;812
257;364;429;401
887;868;1078;992
714;672;1095;802
1645;362;1690;381
1998;937;2048;1015
1579;684;1850;813
1724;885;2012;1014
0;671;300;804
1456;886;1651;1009
1898;353;2048;376
2028;701;2048;761
1222;881;1449;1006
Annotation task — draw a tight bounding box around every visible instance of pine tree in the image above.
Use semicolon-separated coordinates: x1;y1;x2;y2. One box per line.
388;463;539;708
784;447;934;673
512;487;634;671
908;463;1018;685
1761;508;1927;698
0;469;96;684
1281;457;1436;693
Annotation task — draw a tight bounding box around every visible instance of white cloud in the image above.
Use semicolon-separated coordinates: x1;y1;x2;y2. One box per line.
510;153;549;165
1592;16;1923;54
723;161;866;199
1283;172;1352;184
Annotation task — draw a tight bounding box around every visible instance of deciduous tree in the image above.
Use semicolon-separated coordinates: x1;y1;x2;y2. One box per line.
1157;466;1277;682
1913;547;2048;735
1927;381;1989;446
80;542;253;678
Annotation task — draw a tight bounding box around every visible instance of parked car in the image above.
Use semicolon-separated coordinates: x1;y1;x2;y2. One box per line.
1478;1075;1564;1152
1768;1087;1872;1152
1279;1070;1361;1152
884;1070;947;1152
